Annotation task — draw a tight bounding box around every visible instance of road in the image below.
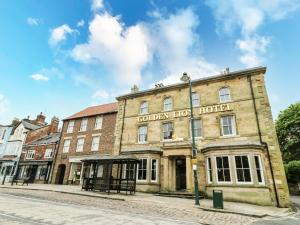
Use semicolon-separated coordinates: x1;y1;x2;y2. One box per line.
0;191;197;225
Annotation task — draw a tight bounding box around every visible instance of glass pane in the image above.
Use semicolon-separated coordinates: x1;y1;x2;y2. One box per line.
217;169;224;181
216;157;222;168
236;169;244;182
254;156;260;169
257;170;262;183
235;156;242;168
223;157;229;168
242;156;250;168
244;169;251;182
208;158;211;170
224;169;231;181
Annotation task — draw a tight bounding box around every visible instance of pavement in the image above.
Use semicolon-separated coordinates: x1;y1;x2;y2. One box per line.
0;184;298;225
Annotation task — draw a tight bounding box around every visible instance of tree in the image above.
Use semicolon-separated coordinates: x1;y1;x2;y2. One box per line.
275;102;300;163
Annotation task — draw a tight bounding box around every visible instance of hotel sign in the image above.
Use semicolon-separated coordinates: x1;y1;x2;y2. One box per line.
137;103;231;122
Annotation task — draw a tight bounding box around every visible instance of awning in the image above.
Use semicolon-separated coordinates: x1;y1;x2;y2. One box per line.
81;154;139;163
18;160;52;166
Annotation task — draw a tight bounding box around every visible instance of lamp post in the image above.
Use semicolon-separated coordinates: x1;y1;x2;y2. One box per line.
180;72;200;206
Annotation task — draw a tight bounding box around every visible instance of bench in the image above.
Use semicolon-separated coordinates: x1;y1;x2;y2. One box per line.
12;178;30;186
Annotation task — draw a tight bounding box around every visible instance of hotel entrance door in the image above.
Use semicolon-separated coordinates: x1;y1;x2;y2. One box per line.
175;158;186;191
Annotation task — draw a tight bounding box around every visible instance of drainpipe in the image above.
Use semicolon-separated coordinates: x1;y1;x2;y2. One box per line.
118;99;127;154
248;75;280;207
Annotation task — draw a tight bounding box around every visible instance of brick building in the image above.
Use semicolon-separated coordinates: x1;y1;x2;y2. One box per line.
113;67;290;207
52;103;118;185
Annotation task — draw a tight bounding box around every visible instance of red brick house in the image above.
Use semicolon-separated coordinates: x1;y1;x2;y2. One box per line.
16;116;60;183
51;103;118;185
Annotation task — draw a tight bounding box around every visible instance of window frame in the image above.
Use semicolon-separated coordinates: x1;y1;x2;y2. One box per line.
76;138;85;152
139;101;149;115
79;118;88;132
137;158;147;182
26;150;35;159
215;155;232;184
191;119;202;138
206;157;213;184
254;155;265;185
44;148;53;158
94;116;103;130
63;139;71;153
67;120;75;133
162;122;173;140
192;92;200;107
234;155;253;184
138;125;148;143
219;87;231;103
163;97;173;111
220;115;236;136
150;158;158;182
91;136;100;151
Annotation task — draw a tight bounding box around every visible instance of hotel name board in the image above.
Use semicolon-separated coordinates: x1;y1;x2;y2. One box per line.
137;103;232;122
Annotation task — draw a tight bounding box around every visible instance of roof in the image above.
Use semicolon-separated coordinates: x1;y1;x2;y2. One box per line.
25;132;60;146
64;102;118;120
21;120;42;131
117;66;267;100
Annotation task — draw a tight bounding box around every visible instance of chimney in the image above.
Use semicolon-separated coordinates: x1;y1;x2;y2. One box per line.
11;118;20;128
35;112;46;125
49;117;59;134
131;84;139;93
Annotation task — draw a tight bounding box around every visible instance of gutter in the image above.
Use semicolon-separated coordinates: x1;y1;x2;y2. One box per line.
248;74;280;207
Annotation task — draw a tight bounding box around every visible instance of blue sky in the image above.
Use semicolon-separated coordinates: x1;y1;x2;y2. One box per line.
0;0;300;124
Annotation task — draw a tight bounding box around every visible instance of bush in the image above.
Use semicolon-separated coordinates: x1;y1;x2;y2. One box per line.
285;160;300;183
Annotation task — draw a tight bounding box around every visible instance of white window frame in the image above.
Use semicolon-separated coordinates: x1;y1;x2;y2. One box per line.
254;155;265;185
138;126;148;143
163;97;172;111
94;116;103;130
44;148;53;158
192;92;200;107
220;115;236;136
67;120;75;133
80;118;88;132
26;150;35;159
1;129;6;140
219;87;231;103
191;119;202;138
91;136;100;151
234;155;253;184
140;101;148;114
206;157;213;184
63;139;71;153
137;158;147;182
162;122;173;140
150;159;158;182
76;138;85;152
215;156;232;184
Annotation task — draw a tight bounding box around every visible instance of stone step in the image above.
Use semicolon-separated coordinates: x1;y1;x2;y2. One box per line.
155;192;204;199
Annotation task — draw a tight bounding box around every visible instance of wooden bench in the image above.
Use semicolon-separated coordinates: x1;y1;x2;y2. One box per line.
12;178;30;186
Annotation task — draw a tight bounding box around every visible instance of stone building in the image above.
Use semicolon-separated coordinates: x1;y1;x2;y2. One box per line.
114;67;290;207
52;103;118;185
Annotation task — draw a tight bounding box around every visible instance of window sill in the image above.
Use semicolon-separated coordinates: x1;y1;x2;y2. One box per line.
219;134;239;139
137;142;148;144
160;139;173;143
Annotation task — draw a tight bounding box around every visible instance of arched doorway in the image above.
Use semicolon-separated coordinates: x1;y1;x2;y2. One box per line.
56;164;66;184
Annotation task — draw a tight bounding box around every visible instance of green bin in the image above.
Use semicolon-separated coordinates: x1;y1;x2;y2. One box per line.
213;190;223;209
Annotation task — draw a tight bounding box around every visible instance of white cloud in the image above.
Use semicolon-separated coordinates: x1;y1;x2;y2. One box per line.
49;24;76;46
30;73;49;81
27;17;39;26
72;7;219;87
72;13;151;85
205;0;300;66
92;90;109;99
91;0;104;12
77;19;85;27
0;94;9;114
236;36;270;67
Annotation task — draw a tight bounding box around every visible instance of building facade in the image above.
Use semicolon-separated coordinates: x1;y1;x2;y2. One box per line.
17;117;60;183
114;67;290;207
52;103;118;185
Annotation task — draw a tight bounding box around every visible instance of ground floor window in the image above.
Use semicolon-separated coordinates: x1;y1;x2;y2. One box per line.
216;156;231;183
235;156;252;183
254;155;264;184
69;163;82;182
35;165;49;180
151;159;157;182
137;159;147;181
206;157;212;183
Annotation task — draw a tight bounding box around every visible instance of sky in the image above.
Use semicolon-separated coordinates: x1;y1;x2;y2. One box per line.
0;0;300;125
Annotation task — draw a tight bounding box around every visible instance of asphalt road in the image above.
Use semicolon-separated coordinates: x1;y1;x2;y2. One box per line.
0;192;198;225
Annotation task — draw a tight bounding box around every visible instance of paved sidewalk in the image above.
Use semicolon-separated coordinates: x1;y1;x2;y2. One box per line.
0;184;292;218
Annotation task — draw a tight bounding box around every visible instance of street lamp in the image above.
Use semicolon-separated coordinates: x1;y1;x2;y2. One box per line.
180;72;200;206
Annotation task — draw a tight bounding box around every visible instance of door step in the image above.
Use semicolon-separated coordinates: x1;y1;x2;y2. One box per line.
155;192;204;199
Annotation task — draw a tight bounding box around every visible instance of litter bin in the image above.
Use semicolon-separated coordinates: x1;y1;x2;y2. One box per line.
213;190;223;209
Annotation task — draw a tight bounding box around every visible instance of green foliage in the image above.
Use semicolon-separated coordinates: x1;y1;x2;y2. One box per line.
285;160;300;183
275;102;300;163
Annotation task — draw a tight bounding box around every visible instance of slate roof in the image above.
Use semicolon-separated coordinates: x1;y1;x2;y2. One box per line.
64;102;118;120
21;120;42;131
25;132;60;146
